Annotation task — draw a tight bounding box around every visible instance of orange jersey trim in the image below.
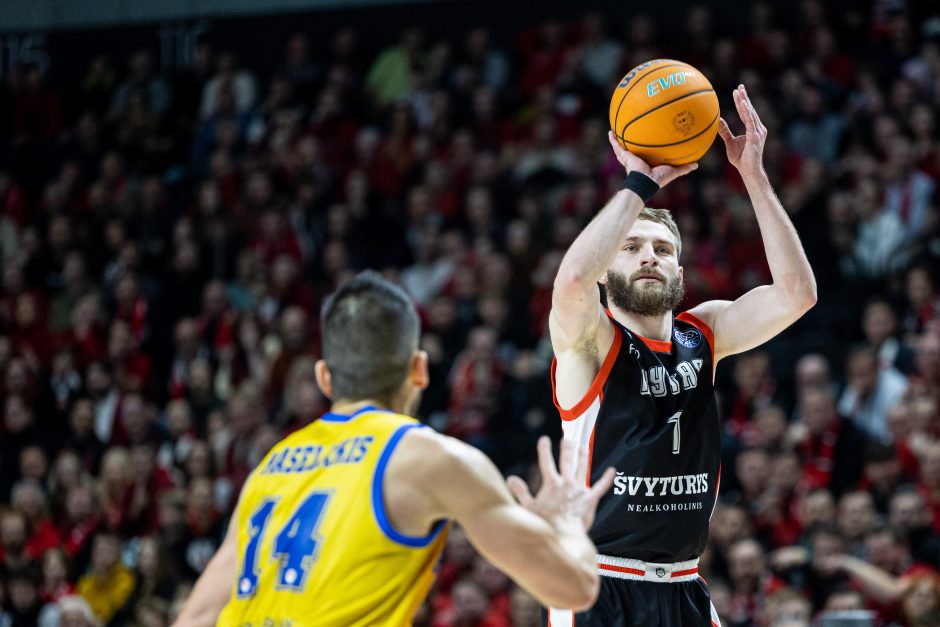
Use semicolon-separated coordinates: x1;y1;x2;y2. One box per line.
551;328;622;421
586;419;597;487
675;311;715;363
604;307;673;352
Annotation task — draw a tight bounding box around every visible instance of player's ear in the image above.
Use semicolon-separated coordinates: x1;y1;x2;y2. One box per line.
410;350;430;391
598;272;609;286
679;265;684;280
314;359;334;399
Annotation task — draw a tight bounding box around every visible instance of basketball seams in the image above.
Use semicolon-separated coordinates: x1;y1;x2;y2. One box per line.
611;61;690;136
618;111;720;148
619;89;716;134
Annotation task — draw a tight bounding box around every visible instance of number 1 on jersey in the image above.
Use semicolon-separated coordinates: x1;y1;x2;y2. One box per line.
667;411;682;455
238;500;276;598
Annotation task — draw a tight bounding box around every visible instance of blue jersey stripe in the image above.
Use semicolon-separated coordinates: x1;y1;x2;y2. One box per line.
371;423;447;547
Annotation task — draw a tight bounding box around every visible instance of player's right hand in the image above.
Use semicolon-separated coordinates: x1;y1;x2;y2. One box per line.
507;436;615;531
608;131;698;188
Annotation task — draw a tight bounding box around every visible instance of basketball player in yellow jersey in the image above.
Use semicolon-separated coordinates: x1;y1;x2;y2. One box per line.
173;271;615;627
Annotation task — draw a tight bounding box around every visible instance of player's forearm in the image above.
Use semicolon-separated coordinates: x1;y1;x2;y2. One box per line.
549;519;602;608
512;519;600;611
555;189;645;293
743;173;817;308
837;555;907;602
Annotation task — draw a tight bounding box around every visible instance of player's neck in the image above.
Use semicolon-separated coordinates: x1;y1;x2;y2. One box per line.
608;305;673;342
330;396;405;416
330;399;389;415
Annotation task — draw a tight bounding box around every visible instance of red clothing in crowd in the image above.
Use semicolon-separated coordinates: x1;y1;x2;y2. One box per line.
61;515;100;558
26;518;63;558
798;423;842;492
38;581;74;604
0;518;61;563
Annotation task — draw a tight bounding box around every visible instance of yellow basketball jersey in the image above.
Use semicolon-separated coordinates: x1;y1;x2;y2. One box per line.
217;406;449;626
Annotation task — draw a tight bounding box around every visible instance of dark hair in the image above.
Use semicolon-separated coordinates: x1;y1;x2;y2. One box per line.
320;271;420;403
865;441;897;464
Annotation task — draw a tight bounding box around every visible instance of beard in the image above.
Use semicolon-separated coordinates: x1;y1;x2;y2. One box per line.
605;268;684;317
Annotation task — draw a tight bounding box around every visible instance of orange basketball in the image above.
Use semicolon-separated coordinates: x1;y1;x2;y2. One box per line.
610;59;719;166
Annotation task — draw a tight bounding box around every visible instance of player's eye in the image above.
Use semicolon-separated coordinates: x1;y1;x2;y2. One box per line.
658;247;670;254
625;245;637;252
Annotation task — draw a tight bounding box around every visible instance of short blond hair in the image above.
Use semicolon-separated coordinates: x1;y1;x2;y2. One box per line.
638;207;682;257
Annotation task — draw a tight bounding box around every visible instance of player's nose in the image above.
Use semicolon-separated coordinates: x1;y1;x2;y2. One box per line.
639;243;658;265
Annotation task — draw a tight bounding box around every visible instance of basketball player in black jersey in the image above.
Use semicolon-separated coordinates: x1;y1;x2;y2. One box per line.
541;85;817;626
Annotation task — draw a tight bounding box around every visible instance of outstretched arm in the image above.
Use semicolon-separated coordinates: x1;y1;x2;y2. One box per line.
689;85;816;362
550;135;697;354
392;430;615;611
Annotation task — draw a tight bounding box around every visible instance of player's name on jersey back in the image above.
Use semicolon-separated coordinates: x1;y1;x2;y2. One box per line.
258;436;374;475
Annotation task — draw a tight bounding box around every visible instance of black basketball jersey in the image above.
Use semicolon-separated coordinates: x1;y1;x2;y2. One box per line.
551;310;721;563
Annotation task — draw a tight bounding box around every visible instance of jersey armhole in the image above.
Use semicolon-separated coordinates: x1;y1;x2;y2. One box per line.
551;326;622;421
371;423;447;548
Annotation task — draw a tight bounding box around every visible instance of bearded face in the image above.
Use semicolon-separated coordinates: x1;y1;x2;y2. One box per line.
605;267;684;317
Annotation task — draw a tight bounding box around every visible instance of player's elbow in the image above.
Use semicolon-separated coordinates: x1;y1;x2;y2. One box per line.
561;566;600;612
797;279;818;311
520;535;600;611
553;269;587;298
782;272;817;312
538;558;600;611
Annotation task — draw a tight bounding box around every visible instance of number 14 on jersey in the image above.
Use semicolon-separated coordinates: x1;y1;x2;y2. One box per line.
237;491;333;598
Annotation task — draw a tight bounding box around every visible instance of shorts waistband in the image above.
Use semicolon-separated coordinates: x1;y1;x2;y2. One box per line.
597;554;700;583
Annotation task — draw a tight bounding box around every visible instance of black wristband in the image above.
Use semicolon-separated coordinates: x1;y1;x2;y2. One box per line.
622;171;660;203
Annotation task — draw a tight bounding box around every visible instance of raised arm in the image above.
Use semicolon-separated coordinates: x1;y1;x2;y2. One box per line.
550;135;697;354
389;429;615;611
688;85;817;362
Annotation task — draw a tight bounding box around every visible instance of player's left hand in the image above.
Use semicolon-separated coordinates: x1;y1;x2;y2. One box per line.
717;84;767;179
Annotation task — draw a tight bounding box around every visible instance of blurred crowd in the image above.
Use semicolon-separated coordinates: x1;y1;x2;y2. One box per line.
0;0;939;625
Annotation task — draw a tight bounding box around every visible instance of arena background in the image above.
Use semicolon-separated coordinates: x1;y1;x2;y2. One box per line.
0;0;939;624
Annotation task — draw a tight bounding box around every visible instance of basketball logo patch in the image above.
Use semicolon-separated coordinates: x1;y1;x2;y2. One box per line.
673;111;695;135
673;327;701;348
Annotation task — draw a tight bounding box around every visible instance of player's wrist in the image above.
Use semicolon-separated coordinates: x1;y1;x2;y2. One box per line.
739;167;770;187
622;171;660;203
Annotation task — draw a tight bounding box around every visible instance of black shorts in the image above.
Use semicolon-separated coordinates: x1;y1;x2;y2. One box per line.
543;576;720;627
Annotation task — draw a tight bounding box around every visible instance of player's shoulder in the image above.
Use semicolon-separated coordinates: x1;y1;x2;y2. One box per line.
676;303;724;348
358;408;421;429
386;426;489;489
291;407;421;442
